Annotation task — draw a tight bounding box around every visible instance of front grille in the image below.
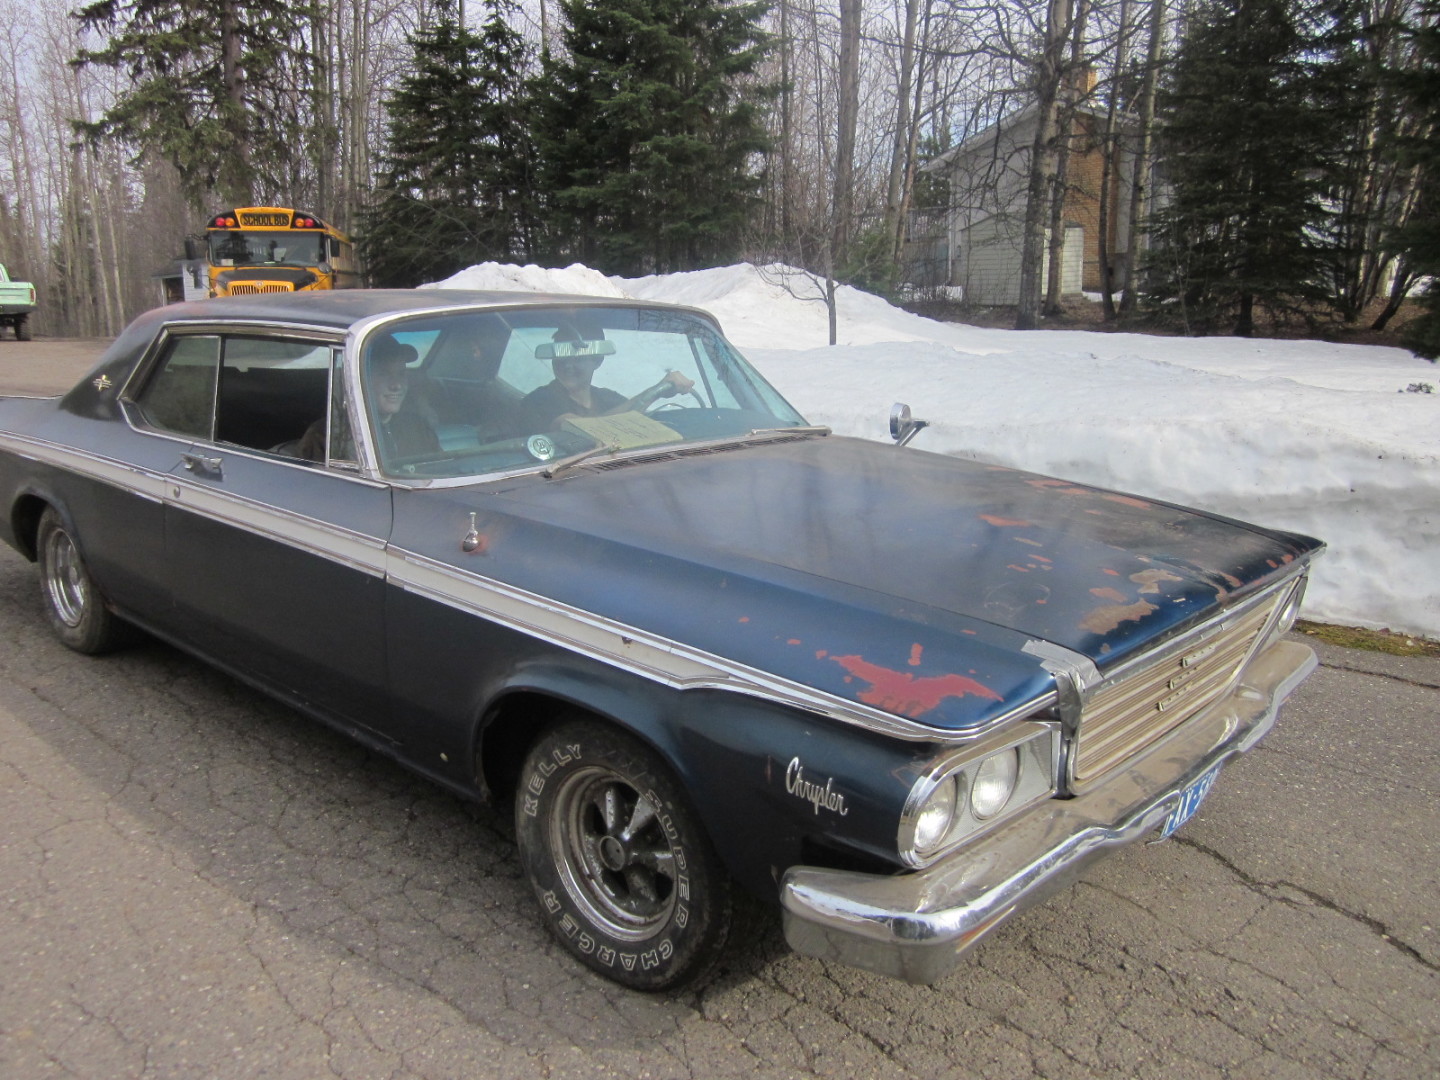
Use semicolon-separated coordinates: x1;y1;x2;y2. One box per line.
227;283;295;295
1071;591;1282;784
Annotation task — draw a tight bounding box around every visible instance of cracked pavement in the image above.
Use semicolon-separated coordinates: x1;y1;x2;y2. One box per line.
1;346;1437;1078
3;546;1435;1079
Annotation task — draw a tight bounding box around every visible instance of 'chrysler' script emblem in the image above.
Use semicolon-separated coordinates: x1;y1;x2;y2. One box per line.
785;757;849;816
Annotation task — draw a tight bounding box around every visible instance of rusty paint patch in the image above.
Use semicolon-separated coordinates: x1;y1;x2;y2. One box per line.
1103;494;1152;509
1090;586;1128;603
832;655;1002;717
1027;550;1051;560
1007;564;1031;573
1081;599;1158;635
1131;568;1183;595
787;638;802;645
815;649;828;659
1103;568;1121;576
738;616;750;623
908;643;923;667
981;514;1033;527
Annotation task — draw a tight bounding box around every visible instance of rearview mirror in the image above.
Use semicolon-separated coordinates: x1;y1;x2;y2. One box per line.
536;339;618;361
890;403;929;447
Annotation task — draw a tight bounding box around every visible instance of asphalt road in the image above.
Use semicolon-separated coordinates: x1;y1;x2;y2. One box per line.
2;339;1438;1078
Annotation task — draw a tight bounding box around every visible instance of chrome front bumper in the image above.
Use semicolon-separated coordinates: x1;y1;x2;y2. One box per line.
780;638;1318;984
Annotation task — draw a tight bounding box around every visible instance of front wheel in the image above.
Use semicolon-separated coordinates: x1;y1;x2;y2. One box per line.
36;507;126;654
515;719;732;991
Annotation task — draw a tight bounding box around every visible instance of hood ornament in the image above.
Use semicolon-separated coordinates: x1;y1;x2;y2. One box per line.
461;512;485;554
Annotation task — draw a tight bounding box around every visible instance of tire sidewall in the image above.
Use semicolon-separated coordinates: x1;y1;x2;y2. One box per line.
515;720;730;991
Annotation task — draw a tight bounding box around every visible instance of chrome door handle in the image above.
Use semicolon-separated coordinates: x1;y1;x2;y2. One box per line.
181;452;223;478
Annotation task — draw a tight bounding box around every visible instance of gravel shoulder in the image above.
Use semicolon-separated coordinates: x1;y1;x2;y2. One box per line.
0;338;109;396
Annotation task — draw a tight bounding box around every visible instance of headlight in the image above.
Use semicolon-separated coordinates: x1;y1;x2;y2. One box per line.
899;722;1060;867
912;776;958;853
970;748;1020;819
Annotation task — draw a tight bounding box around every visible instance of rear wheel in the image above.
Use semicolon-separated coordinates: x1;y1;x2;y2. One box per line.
14;315;30;342
36;508;125;654
515;719;732;991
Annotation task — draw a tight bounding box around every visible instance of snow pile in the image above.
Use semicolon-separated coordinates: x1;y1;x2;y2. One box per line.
425;261;628;298
426;261;1440;639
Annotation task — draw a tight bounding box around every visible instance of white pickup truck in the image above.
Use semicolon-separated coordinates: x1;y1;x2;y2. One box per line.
0;263;36;341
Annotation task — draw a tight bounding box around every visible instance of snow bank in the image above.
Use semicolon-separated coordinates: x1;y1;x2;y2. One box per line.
424;261;628;298
424;261;1440;639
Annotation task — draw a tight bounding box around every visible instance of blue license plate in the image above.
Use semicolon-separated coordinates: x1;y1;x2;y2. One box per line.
1160;763;1222;839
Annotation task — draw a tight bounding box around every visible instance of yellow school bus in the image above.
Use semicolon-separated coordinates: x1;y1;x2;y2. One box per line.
198;207;361;297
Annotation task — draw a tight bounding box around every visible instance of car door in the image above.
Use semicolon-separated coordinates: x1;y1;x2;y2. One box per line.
141;331;395;740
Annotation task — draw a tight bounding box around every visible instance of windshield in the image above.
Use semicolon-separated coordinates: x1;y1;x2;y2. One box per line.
208;230;325;267
358;305;810;480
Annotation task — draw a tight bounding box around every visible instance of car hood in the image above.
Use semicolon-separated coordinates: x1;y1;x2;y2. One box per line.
395;435;1320;734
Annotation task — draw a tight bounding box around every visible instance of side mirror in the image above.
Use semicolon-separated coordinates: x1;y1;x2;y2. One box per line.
889;403;929;447
183;236;199;262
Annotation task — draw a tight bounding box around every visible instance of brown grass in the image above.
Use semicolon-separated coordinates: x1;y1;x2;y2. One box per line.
1295;620;1440;658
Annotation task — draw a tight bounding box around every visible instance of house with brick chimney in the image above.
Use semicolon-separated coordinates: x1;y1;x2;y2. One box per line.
912;97;1152;307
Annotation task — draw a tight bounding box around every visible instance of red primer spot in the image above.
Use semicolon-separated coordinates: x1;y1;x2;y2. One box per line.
738;616;750;623
1027;552;1052;561
1026;478;1069;488
1090;587;1127;603
787;638;802;646
1007;564;1031;573
981;514;1032;527
962;629;977;635
815;650;828;659
908;643;923;667
831;655;1002;718
1266;559;1278;568
1103;568;1121;576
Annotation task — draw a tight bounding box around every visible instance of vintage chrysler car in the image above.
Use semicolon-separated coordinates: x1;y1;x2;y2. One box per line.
0;291;1323;990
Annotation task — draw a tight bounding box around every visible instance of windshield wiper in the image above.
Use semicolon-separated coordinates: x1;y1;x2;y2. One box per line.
542;443;619;479
746;425;831;438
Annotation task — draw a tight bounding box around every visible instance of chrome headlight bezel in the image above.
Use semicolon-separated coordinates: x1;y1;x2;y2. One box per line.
898;721;1061;868
1265;574;1308;646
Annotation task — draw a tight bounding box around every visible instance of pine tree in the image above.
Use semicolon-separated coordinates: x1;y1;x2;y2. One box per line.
537;0;773;276
1146;0;1338;335
361;0;536;287
1394;0;1440;359
72;0;318;208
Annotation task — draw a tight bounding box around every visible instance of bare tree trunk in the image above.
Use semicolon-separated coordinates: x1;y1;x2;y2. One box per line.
829;0;861;344
1119;0;1164;316
893;1;936;270
1044;0;1091;316
219;0;252;205
1016;0;1072;330
884;0;922;270
1098;0;1133;321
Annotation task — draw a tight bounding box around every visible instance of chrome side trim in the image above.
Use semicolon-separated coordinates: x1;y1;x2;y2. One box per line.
0;432;387;575
167;477;387;577
386;547;1050;744
0;432;168;505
